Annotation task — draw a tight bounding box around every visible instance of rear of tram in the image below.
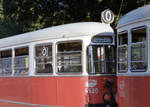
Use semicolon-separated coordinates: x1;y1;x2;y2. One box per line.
85;9;117;107
86;34;117;107
117;5;150;107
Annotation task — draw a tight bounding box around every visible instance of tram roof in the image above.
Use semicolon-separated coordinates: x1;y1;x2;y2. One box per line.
0;22;113;48
117;4;150;28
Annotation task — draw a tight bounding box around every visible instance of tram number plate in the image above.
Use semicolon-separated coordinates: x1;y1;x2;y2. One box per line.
88;88;99;94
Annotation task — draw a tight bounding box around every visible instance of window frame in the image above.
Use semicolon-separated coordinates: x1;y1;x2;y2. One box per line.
35;42;53;75
87;45;116;74
14;46;29;75
56;40;83;74
117;31;128;73
130;26;148;72
0;49;12;75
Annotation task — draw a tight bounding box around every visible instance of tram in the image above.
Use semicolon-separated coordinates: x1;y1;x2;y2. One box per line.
117;4;150;107
0;22;117;107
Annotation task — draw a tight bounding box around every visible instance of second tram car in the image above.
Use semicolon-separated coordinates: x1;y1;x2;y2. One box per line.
0;22;117;107
117;4;150;107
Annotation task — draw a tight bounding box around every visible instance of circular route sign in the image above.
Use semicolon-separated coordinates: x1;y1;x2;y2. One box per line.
42;47;48;56
101;9;114;24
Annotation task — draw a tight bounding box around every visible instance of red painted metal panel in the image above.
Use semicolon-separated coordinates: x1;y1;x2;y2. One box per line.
0;75;116;107
57;77;88;107
31;77;57;106
87;76;117;104
118;76;150;107
0;77;32;102
0;77;32;107
0;102;31;107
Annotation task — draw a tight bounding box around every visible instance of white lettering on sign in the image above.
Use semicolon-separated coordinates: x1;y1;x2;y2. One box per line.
105;11;112;22
119;80;125;97
42;47;48;56
85;79;99;94
88;88;99;94
92;37;113;43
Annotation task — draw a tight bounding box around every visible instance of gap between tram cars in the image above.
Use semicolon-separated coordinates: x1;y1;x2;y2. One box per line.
0;12;117;107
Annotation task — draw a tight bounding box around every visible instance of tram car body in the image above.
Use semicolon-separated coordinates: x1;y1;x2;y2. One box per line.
0;22;116;107
117;5;150;107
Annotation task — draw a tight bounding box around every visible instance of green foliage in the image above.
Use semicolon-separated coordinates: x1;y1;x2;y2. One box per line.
0;19;23;38
0;0;149;38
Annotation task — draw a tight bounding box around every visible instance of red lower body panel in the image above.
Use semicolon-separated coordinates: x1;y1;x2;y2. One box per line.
0;76;116;107
118;76;150;107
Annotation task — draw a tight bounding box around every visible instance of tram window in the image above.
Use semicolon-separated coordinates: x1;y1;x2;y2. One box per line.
119;33;128;45
118;32;128;72
105;46;116;73
88;45;115;74
35;43;53;74
0;50;12;75
131;27;147;71
14;47;29;74
57;41;82;73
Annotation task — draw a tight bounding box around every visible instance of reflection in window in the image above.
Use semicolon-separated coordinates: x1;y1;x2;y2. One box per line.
118;32;128;72
14;47;29;74
0;50;12;75
88;45;115;74
35;43;53;74
119;33;128;45
131;27;147;71
57;41;82;73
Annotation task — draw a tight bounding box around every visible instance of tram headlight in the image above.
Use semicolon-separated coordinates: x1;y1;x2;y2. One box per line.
103;92;111;102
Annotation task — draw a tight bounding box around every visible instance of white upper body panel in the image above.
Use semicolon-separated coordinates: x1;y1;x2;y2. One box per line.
117;4;150;29
0;22;114;48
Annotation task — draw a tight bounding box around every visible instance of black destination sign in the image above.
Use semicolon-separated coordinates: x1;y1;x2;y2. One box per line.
92;36;113;43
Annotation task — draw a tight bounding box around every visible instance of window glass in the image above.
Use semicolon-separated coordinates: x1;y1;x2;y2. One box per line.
57;41;82;73
131;27;147;71
0;50;12;75
35;43;53;74
132;28;146;42
118;32;128;72
119;33;128;45
88;45;115;74
105;45;116;73
14;47;29;74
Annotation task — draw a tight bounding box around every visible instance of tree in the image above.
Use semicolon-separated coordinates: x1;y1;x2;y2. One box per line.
0;0;150;38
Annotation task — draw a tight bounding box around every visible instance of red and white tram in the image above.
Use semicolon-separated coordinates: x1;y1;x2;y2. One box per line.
0;22;116;107
117;4;150;107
